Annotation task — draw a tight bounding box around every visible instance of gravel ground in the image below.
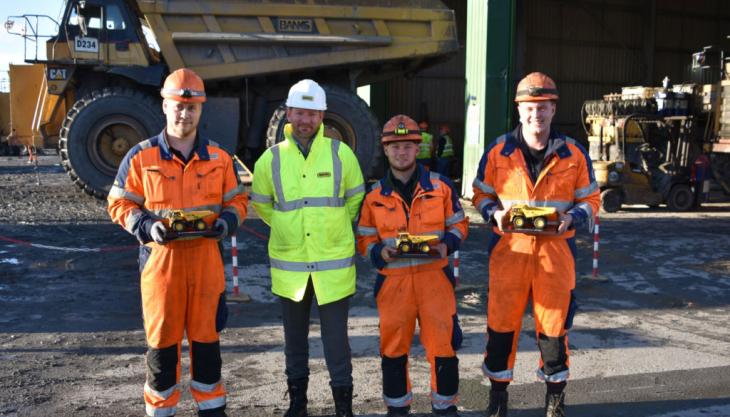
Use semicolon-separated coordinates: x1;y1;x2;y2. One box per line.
0;156;108;224
2;154;730;417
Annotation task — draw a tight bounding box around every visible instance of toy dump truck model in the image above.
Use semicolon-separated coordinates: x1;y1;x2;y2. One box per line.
5;0;458;199
509;204;557;231
166;210;214;233
395;232;440;255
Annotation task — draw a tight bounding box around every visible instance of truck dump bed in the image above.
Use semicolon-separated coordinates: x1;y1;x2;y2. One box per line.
137;0;458;82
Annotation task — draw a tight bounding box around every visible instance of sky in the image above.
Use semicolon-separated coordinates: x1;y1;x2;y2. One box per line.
0;0;65;90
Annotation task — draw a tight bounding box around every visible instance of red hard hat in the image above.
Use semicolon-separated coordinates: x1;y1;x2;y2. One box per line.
439;124;450;134
382;115;422;144
418;121;429;130
161;68;206;103
514;72;559;102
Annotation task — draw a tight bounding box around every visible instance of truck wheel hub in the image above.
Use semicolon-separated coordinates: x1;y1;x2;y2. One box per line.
111;137;131;156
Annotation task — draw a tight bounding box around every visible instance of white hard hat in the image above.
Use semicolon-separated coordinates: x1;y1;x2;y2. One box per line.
286;79;327;111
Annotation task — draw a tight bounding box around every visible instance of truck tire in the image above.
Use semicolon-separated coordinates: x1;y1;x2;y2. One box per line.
265;85;381;178
600;188;623;213
59;88;164;199
666;183;694;211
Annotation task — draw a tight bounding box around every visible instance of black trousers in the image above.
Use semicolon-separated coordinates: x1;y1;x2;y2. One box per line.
280;278;353;387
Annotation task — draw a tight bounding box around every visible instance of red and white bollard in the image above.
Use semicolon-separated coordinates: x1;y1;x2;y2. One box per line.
228;234;251;302
231;235;240;296
580;216;607;281
453;250;460;287
591;216;600;279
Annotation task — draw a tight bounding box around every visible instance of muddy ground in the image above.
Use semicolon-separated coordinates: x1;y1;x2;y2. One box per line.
1;155;730;417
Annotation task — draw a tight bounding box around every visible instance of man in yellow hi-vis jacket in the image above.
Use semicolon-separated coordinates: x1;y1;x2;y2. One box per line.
251;79;365;417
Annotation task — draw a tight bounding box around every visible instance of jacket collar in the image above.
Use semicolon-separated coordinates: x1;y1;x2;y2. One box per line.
157;130;210;161
500;125;572;159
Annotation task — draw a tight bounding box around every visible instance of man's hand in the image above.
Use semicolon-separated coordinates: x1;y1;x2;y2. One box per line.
492;205;512;232
557;212;573;234
150;221;168;244
381;246;398;263
434;242;448;259
212;218;228;240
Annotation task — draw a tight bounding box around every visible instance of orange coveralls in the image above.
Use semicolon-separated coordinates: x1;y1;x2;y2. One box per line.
108;131;247;417
357;165;469;411
472;129;599;383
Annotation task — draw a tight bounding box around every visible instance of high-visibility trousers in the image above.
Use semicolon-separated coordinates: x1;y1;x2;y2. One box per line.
376;268;459;410
140;240;228;416
483;233;576;383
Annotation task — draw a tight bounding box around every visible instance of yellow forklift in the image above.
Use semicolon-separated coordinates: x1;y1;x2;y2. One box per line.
583;83;707;212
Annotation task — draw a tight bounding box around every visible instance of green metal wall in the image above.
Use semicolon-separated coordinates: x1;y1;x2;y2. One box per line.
462;0;515;197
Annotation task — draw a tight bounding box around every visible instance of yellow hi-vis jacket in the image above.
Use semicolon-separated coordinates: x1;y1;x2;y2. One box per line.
417;131;433;160
251;123;365;304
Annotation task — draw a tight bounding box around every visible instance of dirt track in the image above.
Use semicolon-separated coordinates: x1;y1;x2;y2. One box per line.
2;154;730;417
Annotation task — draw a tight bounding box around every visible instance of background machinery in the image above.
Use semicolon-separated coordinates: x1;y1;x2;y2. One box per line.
4;0;458;198
583;44;730;212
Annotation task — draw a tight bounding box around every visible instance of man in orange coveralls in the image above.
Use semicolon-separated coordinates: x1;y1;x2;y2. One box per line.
108;68;248;417
472;72;600;417
356;114;468;417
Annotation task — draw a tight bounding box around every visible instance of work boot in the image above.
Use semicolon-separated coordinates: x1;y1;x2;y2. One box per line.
432;405;460;416
486;390;508;417
386;405;410;416
284;378;308;417
544;392;566;417
331;385;354;417
198;407;227;417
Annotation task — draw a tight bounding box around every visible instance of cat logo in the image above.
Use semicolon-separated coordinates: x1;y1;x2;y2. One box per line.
48;68;68;80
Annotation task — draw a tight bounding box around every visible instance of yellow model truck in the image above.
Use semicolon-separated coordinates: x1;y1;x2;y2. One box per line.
5;0;457;198
509;204;557;231
396;232;440;254
166;210;215;233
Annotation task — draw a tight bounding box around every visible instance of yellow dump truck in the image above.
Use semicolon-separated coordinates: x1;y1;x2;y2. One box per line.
167;209;215;233
2;64;69;155
396;232;439;254
0;90;12;155
509;204;557;230
5;0;458;198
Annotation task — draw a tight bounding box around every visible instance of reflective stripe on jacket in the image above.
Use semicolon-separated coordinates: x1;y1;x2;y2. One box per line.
471;127;600;237
251;123;365;304
356;164;468;276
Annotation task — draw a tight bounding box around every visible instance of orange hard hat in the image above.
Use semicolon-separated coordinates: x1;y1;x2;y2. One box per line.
161;68;206;103
514;72;559;102
382;115;422;144
418;121;429;130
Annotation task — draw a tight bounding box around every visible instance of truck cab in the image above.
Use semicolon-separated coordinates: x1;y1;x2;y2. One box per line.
48;0;155;68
